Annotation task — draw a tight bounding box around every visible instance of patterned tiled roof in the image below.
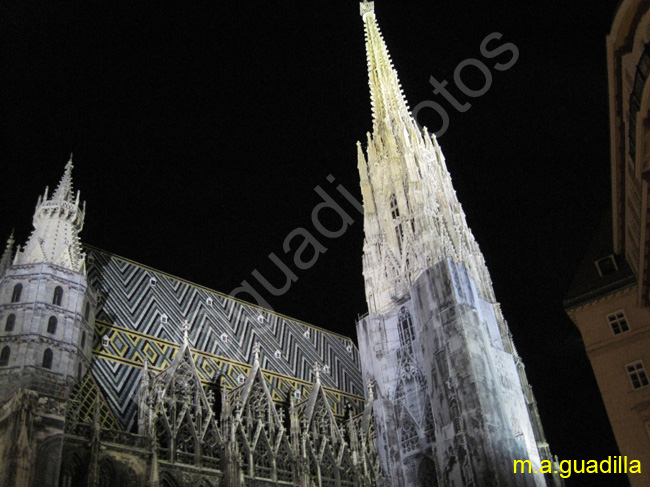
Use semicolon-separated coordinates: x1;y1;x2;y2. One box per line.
86;247;364;429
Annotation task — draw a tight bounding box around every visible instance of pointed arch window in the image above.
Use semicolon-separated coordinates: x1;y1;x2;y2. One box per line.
59;453;86;487
98;459;115;487
398;307;415;354
390;194;404;253
52;286;63;306
84;302;90;321
5;314;16;331
42;348;53;369
11;283;22;303
0;346;10;366
47;316;58;334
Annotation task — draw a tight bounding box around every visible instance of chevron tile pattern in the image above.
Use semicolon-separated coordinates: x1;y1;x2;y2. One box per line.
86;248;364;429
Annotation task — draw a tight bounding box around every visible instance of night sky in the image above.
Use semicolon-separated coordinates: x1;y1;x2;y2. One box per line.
0;1;629;485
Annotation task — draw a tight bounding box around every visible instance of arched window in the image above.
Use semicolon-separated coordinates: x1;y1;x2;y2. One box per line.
11;283;22;303
52;286;63;306
42;349;53;369
98;459;115;487
47;316;57;334
81;331;86;348
398;307;416;354
5;314;16;331
59;452;86;487
0;346;10;366
84;302;90;321
160;474;179;487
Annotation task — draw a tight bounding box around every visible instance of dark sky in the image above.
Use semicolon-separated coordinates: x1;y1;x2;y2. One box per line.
0;1;628;485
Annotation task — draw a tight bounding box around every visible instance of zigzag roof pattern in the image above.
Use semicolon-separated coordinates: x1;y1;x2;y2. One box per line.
86;247;364;430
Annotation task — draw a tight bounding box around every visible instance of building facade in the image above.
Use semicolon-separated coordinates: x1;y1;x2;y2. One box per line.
354;2;560;487
0;161;382;487
565;1;650;486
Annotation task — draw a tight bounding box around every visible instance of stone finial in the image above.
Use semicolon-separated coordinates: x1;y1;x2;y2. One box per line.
181;320;191;342
313;362;321;382
367;380;375;401
252;343;261;364
360;1;374;16
0;231;15;274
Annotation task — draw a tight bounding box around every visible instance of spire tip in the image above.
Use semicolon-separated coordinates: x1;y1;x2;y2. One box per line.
360;1;374;17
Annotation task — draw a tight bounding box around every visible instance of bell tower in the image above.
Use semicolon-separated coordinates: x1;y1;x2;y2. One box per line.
0;157;96;397
355;3;558;486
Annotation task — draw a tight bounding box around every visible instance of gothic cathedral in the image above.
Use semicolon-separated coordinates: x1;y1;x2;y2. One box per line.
0;3;561;487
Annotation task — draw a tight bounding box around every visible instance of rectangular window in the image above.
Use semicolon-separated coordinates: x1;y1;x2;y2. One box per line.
607;311;630;335
627;361;649;389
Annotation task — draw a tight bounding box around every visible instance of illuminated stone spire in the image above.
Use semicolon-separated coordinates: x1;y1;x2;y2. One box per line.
17;156;87;273
358;2;495;314
361;1;413;135
356;5;554;487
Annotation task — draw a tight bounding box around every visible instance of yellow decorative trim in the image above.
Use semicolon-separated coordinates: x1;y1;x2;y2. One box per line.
93;320;364;417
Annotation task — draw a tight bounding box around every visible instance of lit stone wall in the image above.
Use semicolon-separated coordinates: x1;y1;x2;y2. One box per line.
358;259;546;487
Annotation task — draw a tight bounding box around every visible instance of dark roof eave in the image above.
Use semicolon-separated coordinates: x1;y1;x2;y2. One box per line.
563;274;636;310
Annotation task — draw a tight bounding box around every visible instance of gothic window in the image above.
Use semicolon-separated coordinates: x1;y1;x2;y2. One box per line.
399;412;419;452
48;316;58;334
43;348;53;369
81;331;86;348
0;346;10;366
53;286;63;306
175;421;196;464
155;415;170;459
339;450;355;487
398;307;415;354
202;422;221;469
424;402;436;444
320;446;338;487
237;429;251;476
84;303;90;321
627;361;650;389
98;459;115;487
390;195;404;253
59;453;86;487
252;436;272;479
5;313;15;331
160;475;179;487
11;283;22;303
275;438;293;482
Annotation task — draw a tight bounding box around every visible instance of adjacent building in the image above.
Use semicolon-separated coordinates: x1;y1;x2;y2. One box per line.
565;1;650;486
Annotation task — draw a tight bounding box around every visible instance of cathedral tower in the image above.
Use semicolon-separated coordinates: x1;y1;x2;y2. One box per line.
0;158;97;487
0;157;96;396
354;3;557;486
